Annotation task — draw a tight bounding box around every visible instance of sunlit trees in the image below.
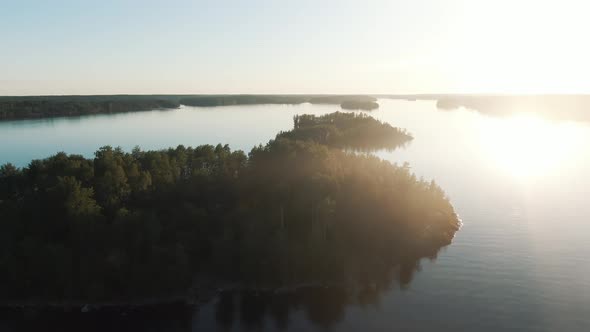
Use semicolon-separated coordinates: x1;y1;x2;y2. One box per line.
0;112;458;301
280;112;412;150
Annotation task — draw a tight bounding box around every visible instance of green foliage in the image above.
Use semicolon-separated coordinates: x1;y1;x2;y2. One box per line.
179;95;377;107
179;95;308;107
279;112;412;150
54;176;101;217
0;97;179;121
0;112;458;302
0;95;378;121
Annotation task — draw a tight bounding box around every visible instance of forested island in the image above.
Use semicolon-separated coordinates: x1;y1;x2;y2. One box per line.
340;100;379;111
278;112;411;150
0;112;459;306
0;95;380;121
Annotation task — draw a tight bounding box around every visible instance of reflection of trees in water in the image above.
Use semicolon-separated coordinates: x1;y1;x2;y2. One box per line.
399;260;421;288
214;288;347;331
215;292;236;331
239;291;269;329
0;302;195;332
298;287;347;329
0;259;433;332
213;258;430;331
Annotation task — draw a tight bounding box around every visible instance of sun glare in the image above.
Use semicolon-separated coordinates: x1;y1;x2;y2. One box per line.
443;1;590;94
477;114;585;180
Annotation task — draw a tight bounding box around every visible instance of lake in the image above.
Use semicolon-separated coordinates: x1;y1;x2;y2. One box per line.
1;99;589;331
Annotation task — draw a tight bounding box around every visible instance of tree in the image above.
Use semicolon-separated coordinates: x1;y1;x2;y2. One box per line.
55;176;101;218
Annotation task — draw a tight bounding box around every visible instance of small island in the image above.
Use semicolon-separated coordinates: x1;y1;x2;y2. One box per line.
436;98;463;110
278;112;411;150
0;112;459;307
340;100;379;111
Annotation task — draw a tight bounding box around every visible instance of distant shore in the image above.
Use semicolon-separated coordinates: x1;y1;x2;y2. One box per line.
0;95;379;121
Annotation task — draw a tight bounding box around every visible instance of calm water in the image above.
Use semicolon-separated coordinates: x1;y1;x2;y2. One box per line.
1;100;589;331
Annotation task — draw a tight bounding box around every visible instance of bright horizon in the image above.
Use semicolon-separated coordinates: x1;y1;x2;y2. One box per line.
2;0;590;95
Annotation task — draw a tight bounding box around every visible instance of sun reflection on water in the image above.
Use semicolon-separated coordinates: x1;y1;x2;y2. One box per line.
477;114;587;180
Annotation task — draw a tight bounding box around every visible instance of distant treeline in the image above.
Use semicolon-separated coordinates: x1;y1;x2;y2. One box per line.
0;95;380;121
177;95;378;108
380;94;590;122
0;112;458;303
434;95;590;122
0;97;180;121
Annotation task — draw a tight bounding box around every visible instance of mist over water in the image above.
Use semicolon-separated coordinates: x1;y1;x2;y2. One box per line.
1;99;589;331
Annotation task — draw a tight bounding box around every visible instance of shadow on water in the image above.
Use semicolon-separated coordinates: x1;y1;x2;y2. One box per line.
0;302;194;332
210;261;423;331
0;262;428;332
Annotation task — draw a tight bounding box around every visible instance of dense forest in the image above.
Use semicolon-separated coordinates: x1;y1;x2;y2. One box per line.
278;112;412;150
0;97;180;121
0;95;380;121
179;95;376;107
178;95;309;107
0;112;459;303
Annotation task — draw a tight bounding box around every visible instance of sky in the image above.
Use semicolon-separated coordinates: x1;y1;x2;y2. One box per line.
1;0;589;95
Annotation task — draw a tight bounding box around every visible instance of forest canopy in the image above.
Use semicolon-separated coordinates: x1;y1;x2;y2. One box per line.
0;112;458;303
0;97;180;121
278;112;412;150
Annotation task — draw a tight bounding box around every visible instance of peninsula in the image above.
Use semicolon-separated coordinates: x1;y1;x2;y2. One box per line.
0;112;459;305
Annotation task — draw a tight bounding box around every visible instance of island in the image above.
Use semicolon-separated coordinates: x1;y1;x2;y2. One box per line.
0;95;380;121
278;112;411;149
340;100;379;111
0;112;459;307
436;98;464;110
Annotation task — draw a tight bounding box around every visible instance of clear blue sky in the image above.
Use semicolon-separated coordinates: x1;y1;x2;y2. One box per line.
1;0;589;95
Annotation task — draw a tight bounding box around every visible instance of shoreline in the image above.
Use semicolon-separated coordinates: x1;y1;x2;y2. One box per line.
0;95;379;122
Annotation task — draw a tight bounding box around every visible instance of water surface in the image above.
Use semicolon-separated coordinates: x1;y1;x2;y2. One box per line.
1;100;589;331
